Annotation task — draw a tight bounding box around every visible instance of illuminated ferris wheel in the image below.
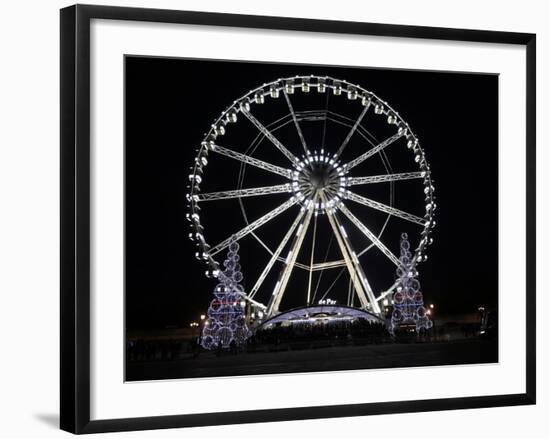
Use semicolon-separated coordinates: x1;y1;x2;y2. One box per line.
186;75;436;321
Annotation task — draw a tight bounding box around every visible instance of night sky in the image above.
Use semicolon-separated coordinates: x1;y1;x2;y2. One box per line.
125;56;498;331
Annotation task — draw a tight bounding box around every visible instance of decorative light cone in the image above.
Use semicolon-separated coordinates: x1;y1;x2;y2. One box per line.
201;240;249;349
390;233;433;334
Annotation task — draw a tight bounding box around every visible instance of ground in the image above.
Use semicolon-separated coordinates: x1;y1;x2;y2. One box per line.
126;338;497;381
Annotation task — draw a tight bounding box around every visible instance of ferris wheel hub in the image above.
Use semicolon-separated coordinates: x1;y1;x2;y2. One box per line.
290;150;349;214
308;166;332;189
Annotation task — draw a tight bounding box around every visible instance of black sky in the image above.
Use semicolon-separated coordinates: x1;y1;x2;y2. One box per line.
125;56;498;330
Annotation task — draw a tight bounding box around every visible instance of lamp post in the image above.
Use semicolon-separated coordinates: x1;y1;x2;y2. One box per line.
189;322;200;339
428;304;435;340
197;314;207;346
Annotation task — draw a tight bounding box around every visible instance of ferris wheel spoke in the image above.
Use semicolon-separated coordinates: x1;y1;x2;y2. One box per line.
248;208;306;299
283;89;309;154
324;199;382;315
338;203;400;266
348;171;424;186
241;110;300;164
198;184;292;201
209;197;298;256
321;91;330;151
345;131;405;170
345;190;426;226
209;143;292;179
326;110;377;145
335;102;371;158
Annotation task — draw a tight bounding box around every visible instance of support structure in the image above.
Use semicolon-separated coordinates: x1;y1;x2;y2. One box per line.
267;197;317;315
324;199;382;316
306;215;318;306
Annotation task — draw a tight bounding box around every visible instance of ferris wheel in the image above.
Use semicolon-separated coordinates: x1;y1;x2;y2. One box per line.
186;75;436;321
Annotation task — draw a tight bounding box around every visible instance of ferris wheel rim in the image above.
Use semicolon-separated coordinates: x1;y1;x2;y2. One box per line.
187;75;436;315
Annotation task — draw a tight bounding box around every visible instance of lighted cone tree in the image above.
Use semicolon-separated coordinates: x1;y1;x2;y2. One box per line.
201;240;249;349
390;233;433;334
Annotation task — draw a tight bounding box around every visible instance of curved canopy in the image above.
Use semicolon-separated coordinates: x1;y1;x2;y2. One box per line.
257;304;383;328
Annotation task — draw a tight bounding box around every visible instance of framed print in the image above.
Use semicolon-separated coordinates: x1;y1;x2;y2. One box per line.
60;4;536;434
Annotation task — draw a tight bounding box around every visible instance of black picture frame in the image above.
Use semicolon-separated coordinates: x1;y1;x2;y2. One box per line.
60;4;536;434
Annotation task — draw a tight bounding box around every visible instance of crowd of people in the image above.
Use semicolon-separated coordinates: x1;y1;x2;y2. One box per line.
249;318;390;348
127;318;391;361
126;338;193;362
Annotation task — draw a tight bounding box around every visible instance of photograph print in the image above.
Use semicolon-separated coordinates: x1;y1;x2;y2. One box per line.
125;56;498;381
